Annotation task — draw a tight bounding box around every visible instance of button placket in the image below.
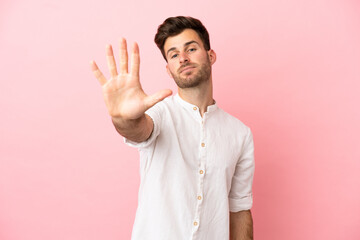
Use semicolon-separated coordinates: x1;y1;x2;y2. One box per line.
192;117;207;237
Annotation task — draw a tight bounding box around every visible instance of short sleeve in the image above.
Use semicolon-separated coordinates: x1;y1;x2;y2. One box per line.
228;127;255;212
123;103;162;149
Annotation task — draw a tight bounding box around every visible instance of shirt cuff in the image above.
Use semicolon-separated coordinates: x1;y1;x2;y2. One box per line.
229;194;253;212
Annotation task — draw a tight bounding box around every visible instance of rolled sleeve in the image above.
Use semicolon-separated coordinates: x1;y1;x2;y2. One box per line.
123;103;162;149
229;128;255;212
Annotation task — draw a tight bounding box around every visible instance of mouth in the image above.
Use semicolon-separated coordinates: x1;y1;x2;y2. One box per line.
179;65;196;73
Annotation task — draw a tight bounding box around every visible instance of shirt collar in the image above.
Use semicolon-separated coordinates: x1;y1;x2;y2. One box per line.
175;93;218;116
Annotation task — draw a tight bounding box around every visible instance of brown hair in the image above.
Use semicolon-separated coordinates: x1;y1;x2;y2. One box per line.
154;16;211;61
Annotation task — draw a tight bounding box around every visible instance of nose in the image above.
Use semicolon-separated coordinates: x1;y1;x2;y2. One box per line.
179;51;189;64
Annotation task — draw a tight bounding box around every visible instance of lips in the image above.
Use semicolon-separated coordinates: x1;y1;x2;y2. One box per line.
179;65;196;73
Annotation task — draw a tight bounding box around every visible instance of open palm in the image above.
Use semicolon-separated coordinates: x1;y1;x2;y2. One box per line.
91;38;172;120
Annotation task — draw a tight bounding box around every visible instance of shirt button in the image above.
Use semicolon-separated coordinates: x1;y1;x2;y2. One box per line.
194;221;198;226
201;143;205;147
199;170;204;174
193;107;197;110
197;196;202;200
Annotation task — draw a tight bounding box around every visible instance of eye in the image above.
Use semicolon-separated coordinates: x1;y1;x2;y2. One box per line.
188;48;196;52
171;53;178;59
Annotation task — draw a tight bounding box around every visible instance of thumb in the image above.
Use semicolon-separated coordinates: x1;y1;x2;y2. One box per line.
144;89;173;109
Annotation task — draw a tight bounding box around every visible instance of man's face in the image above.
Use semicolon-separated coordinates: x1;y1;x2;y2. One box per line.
164;29;216;89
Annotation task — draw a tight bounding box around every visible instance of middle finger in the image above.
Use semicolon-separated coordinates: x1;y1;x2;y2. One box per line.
119;38;128;74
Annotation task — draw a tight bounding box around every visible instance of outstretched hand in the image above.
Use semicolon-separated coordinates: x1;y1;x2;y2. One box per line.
90;38;172;120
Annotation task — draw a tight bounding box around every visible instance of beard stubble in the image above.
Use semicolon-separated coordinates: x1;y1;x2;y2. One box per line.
170;56;211;89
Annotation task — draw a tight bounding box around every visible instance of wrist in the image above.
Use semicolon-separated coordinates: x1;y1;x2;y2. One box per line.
111;114;145;129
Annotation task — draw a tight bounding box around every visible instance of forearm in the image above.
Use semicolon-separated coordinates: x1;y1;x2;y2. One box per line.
112;114;153;143
229;210;253;240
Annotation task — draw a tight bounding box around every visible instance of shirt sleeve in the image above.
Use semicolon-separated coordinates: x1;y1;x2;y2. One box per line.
228;127;255;212
123;103;162;149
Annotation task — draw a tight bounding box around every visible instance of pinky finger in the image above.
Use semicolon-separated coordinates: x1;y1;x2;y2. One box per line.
90;61;107;85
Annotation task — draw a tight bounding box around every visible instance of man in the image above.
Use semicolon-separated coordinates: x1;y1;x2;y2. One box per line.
90;16;255;240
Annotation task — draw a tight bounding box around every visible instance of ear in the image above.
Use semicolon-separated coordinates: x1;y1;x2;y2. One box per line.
166;64;173;78
208;49;217;65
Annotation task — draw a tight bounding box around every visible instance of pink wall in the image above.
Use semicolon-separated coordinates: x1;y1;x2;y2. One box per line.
1;0;359;239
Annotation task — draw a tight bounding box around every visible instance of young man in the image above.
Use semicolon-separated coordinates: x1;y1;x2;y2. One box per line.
91;16;255;240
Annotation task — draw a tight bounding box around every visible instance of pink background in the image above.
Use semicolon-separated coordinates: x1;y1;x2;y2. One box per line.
1;0;360;239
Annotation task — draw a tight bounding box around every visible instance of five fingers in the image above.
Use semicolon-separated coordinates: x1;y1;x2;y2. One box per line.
91;38;139;85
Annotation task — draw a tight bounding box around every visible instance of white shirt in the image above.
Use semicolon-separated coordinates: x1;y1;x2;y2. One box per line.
124;94;255;240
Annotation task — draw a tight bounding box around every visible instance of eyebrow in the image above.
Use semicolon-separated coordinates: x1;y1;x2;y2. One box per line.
166;40;200;57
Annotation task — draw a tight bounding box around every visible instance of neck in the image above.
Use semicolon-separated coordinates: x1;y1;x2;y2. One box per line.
178;77;214;117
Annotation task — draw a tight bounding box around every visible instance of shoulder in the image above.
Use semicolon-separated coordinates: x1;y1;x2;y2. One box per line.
216;107;251;135
217;108;252;140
